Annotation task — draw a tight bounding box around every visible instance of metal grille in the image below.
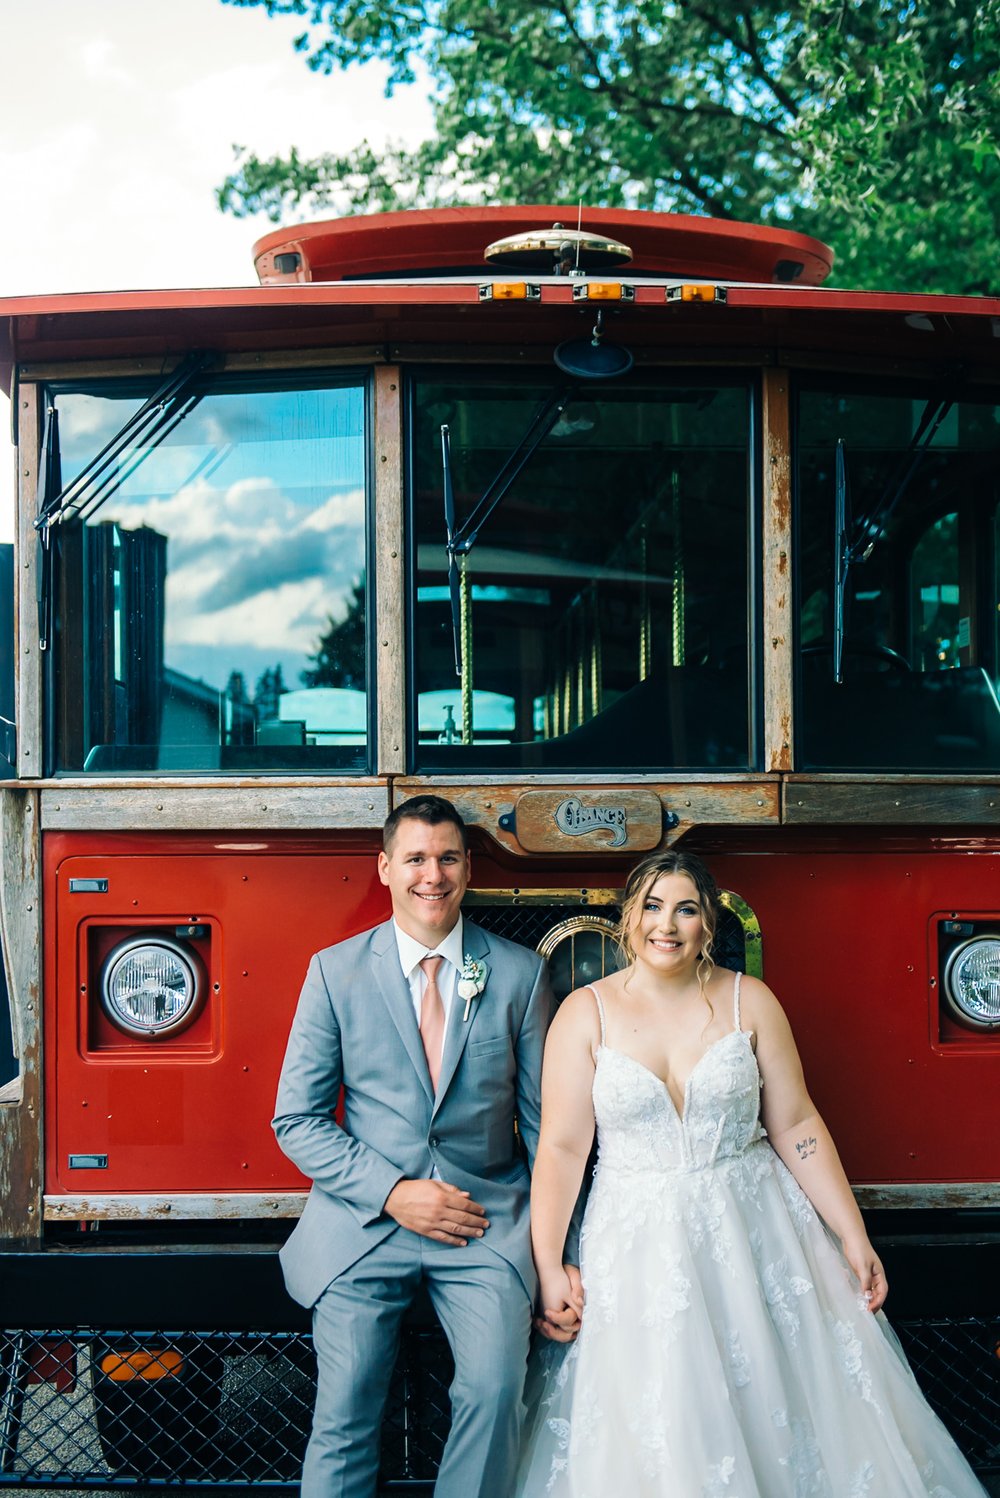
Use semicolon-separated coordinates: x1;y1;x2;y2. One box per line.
0;1325;451;1486
3;1318;996;1484
894;1317;1000;1472
468;900;749;973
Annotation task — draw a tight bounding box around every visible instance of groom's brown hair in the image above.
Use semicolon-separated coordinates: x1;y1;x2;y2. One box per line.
382;794;468;855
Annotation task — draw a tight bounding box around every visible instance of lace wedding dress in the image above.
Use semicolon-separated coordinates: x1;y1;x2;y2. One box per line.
514;976;986;1497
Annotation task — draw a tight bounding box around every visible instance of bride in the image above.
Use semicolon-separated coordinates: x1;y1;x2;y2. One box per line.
514;850;986;1496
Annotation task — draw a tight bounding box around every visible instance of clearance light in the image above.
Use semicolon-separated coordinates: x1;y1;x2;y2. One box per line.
666;284;728;304
100;934;204;1039
100;1350;185;1383
478;282;541;301
571;283;634;302
943;936;1000;1030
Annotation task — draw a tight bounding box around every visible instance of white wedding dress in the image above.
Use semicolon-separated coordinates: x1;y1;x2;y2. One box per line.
514;976;986;1497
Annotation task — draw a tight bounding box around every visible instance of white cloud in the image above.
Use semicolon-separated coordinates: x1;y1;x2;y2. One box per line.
0;1;433;541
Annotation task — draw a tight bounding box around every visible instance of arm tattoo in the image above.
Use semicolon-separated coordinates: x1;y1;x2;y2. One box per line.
794;1135;817;1160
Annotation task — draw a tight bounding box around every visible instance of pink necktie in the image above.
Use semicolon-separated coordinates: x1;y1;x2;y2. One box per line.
419;955;445;1090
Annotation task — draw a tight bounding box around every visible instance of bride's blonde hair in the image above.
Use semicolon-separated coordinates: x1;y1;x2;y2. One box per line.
615;850;721;1009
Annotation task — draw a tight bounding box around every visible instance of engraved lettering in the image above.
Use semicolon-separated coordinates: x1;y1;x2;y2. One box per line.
553;797;628;848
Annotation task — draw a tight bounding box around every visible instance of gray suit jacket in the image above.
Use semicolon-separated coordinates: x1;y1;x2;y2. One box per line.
273;917;555;1309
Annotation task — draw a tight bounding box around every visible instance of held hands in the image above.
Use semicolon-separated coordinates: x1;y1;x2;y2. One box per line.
843;1235;888;1313
535;1264;584;1343
383;1178;488;1247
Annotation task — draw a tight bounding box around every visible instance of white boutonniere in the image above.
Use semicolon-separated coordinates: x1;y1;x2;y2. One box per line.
457;955;488;1021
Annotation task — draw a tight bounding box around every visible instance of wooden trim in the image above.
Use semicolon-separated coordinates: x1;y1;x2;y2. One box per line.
18;348;387;382
40;784;390;831
374;366;406;775
784;780;1000;824
387;344;771;368
395;771;777;787
853;1182;1000;1210
44;1192;307;1222
16;385;42;778
394;780;779;858
761;369;793;772
0;789;43;1239
776;349;1000;386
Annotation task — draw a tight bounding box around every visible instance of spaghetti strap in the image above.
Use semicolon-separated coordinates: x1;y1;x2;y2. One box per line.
733;970;743;1032
586;982;607;1046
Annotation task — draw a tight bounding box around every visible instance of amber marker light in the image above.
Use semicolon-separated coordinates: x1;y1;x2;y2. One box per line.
100;1350;185;1382
478;282;541;301
665;284;728;303
571;282;634;302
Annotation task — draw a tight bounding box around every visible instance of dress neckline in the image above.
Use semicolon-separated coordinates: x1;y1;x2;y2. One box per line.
597;1029;752;1123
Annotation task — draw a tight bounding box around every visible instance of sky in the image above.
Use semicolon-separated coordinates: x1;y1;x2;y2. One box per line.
0;0;433;538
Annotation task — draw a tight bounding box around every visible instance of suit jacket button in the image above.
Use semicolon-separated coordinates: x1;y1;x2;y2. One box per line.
429;1135;440;1147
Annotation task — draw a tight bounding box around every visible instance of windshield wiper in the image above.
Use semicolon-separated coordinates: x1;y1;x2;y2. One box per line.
831;382;957;683
34;350;215;535
440;386;575;738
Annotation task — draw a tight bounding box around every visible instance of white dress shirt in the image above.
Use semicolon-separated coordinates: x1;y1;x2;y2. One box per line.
392;914;465;1037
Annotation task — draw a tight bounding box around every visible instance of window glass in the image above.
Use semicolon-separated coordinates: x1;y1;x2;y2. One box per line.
411;373;755;772
796;382;1000;770
50;380;368;773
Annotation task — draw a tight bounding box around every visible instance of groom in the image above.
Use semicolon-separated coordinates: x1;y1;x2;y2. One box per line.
273;794;577;1498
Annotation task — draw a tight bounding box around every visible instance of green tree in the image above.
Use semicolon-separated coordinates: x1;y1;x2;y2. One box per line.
302;575;367;690
254;663;288;720
217;0;999;293
793;0;1000;292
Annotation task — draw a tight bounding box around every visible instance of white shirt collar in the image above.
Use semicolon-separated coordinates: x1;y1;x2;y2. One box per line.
392;914;465;981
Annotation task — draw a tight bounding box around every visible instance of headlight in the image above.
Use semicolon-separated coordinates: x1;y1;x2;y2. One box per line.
942;935;1000;1031
100;935;204;1039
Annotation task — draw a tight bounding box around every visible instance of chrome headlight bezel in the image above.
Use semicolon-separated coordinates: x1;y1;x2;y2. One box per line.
942;934;1000;1032
99;934;205;1040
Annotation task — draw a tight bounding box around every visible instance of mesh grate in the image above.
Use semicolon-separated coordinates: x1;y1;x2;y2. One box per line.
894;1317;1000;1471
2;1318;996;1484
0;1326;451;1486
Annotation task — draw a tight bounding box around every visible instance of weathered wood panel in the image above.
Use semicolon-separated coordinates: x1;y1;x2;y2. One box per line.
0;789;43;1240
853;1182;1000;1210
44;1192;307;1222
761;369;793;772
16;387;41;779
394;780;779;857
510;789;662;854
40;784;390;831
374;366;406;776
784;780;1000;824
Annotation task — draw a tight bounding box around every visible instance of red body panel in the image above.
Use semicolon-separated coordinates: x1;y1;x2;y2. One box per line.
44;831;998;1199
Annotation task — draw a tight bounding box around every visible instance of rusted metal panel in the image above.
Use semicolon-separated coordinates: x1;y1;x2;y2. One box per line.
0;788;43;1240
374;367;406;776
761;370;793;773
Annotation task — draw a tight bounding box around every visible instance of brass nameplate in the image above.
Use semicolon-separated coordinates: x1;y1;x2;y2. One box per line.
512;790;662;853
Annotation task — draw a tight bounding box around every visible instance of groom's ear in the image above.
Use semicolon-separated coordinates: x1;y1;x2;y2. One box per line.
377;850;391;886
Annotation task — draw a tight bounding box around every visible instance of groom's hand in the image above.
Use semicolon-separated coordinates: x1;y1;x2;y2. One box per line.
384;1179;489;1246
535;1264;584;1343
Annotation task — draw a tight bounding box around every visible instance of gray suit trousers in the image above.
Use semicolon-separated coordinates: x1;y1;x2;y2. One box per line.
303;1227;532;1498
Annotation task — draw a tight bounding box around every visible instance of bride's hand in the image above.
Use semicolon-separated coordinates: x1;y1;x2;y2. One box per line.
843;1236;888;1312
535;1264;584;1343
